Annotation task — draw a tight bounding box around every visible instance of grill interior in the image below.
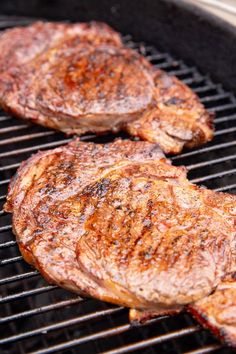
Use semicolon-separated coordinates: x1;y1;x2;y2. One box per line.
0;16;235;354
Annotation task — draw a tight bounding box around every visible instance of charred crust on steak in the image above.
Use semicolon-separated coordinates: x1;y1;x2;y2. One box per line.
0;21;213;154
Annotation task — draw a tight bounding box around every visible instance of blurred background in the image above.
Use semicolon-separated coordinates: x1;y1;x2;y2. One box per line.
187;0;236;25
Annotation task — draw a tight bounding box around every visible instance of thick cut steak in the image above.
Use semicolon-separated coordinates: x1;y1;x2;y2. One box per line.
5;139;236;346
0;21;213;154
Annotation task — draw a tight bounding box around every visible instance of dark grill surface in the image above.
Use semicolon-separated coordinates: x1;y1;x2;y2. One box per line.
0;16;235;354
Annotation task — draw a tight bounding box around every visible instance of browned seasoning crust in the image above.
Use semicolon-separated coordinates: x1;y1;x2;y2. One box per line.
4;139;235;346
0;21;213;154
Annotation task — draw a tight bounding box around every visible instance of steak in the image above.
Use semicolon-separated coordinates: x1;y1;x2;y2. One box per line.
0;21;121;72
188;278;236;347
0;21;213;154
5;139;236;346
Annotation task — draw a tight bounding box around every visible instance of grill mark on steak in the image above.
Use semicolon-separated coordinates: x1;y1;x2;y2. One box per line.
0;21;213;154
4;139;236;346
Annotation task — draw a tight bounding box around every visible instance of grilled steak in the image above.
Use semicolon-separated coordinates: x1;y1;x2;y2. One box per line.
0;21;121;72
188;278;236;347
0;21;213;154
126;70;214;154
5;139;236;346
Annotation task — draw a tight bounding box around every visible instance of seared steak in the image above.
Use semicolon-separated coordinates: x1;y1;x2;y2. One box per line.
188;278;236;347
0;21;213;154
0;21;121;72
5;139;236;346
126;70;214;154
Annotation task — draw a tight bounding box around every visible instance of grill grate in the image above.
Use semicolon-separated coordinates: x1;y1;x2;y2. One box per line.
0;16;235;354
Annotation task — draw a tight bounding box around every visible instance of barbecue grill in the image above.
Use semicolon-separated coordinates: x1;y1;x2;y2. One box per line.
0;1;235;353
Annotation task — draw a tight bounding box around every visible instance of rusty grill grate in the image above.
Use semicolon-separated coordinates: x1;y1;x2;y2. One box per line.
0;16;235;354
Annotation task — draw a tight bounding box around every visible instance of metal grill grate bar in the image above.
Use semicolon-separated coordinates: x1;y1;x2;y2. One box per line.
187;153;236;170
214;183;236;192
0;134;97;158
0;224;12;231
0;297;84;324
168;67;196;76
102;327;199;354
0;138;71;158
214;114;236;123
184;345;221;354
0;116;12;122
145;53;170;61
0;285;57;304
29;317;174;354
0;131;56;146
208;102;236;112
0;240;16;248
0;124;29;134
172;140;236;160
0;270;39;285
214;126;236;136
0;162;21;172
31;323;132;354
0;225;12;232
0;178;11;185
182;77;205;85
191;167;236;183
200;92;232;103
193;84;219;93
0;307;124;345
0;255;23;265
